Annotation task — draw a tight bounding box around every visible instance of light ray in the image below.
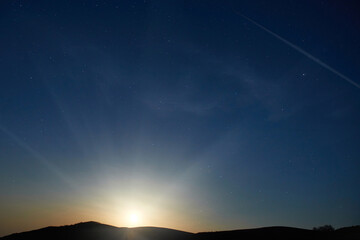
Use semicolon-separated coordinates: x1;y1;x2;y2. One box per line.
0;125;74;188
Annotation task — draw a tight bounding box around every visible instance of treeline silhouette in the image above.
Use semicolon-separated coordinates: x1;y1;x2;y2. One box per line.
313;225;335;231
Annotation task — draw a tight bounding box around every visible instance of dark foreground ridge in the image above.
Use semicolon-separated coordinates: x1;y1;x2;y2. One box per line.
1;221;359;240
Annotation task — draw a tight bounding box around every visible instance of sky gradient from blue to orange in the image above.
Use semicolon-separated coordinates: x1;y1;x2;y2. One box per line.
0;0;360;237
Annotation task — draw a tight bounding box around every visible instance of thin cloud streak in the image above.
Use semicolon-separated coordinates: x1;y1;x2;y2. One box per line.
238;13;360;89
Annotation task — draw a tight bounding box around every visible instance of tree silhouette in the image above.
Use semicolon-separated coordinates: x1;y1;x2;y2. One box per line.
313;225;335;231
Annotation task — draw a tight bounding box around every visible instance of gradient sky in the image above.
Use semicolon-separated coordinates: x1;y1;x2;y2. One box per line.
1;0;360;237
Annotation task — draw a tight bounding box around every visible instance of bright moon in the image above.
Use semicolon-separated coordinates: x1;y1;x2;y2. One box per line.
128;211;141;226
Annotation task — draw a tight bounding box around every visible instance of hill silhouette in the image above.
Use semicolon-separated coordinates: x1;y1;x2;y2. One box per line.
0;222;192;240
1;221;359;240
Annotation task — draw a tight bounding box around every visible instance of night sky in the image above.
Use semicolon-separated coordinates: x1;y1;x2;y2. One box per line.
1;0;360;237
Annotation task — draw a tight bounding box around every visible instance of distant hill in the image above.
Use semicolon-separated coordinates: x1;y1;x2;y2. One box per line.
0;222;192;240
196;226;360;240
1;221;359;240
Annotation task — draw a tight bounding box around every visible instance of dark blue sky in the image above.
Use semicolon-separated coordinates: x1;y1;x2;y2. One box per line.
0;0;360;236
